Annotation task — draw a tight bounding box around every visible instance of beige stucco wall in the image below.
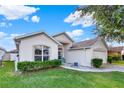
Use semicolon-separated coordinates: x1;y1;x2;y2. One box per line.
53;34;73;44
19;34;58;61
3;52;10;61
92;38;107;63
53;33;73;63
66;49;92;66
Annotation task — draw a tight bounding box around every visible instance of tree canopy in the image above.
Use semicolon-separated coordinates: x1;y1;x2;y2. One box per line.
78;5;124;42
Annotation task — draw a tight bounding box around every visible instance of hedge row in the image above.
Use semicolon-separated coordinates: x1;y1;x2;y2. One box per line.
17;59;61;72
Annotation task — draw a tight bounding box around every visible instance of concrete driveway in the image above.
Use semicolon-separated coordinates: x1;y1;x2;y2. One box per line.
61;63;124;72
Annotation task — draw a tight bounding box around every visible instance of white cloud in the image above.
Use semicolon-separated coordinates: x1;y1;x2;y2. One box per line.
5;33;24;40
64;10;95;27
0;32;7;39
31;15;40;23
0;22;6;27
0;22;12;28
82;37;90;41
0;32;24;51
66;29;84;40
64;11;82;23
24;16;29;22
0;5;39;20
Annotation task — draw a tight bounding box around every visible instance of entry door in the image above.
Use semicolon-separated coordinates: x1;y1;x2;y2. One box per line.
122;55;124;60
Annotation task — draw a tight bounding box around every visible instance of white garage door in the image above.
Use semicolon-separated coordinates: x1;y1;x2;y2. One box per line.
66;49;92;67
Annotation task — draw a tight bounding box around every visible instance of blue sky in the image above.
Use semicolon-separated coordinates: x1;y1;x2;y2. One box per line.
0;5;122;51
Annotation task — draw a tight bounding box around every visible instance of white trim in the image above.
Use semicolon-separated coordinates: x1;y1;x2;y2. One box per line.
42;45;43;61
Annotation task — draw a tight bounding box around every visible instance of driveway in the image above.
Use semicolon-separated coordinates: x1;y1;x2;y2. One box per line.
61;63;124;72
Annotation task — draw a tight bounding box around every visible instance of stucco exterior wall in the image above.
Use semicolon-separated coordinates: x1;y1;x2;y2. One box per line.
19;34;58;61
66;49;92;66
92;39;108;63
10;53;18;61
53;34;73;44
53;33;74;63
3;53;10;61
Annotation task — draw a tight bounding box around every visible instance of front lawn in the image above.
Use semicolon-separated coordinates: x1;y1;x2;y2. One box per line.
112;61;124;66
1;62;124;88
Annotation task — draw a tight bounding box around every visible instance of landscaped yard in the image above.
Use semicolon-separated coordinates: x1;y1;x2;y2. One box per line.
112;61;124;66
1;62;124;88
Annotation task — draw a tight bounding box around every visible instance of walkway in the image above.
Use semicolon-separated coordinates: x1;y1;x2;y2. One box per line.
61;63;124;72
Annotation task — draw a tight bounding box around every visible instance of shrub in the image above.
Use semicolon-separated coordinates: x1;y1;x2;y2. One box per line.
17;59;61;72
91;58;103;68
112;56;121;61
109;53;121;61
107;56;113;64
3;60;14;62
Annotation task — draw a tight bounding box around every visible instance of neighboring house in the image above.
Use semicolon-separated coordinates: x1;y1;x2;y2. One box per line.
3;49;18;61
14;31;108;67
108;46;124;60
0;47;6;60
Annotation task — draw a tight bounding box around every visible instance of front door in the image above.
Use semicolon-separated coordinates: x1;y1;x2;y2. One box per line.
122;55;124;60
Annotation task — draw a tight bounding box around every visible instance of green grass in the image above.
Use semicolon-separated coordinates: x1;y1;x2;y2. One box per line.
112;61;124;66
1;62;124;88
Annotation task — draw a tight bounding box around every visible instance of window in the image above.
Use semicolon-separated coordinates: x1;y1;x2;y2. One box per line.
34;46;49;61
58;47;62;59
43;46;49;61
34;49;42;61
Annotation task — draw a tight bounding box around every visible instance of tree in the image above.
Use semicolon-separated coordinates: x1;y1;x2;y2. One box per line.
78;5;124;42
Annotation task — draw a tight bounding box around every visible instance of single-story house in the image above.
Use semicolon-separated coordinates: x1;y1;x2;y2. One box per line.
108;46;124;60
14;31;108;67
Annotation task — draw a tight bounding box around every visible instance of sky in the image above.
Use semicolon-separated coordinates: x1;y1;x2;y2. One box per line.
0;5;123;51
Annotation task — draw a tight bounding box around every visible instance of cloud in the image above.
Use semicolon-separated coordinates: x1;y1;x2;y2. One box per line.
0;5;39;21
0;32;7;39
0;22;12;27
0;32;24;51
64;10;95;27
82;37;91;41
64;11;82;23
5;33;24;40
31;15;40;23
66;29;84;40
24;16;29;22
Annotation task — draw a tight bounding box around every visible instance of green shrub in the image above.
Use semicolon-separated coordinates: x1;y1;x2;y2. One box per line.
3;60;14;62
91;58;103;68
112;56;121;61
107;56;113;64
17;59;61;72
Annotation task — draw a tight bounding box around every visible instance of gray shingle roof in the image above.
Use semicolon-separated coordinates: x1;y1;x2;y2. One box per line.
108;46;124;52
71;37;98;49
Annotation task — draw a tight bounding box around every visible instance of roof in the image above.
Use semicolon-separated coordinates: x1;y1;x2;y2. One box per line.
52;32;74;42
70;37;108;50
108;46;124;52
71;38;97;49
14;31;62;45
8;49;18;53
